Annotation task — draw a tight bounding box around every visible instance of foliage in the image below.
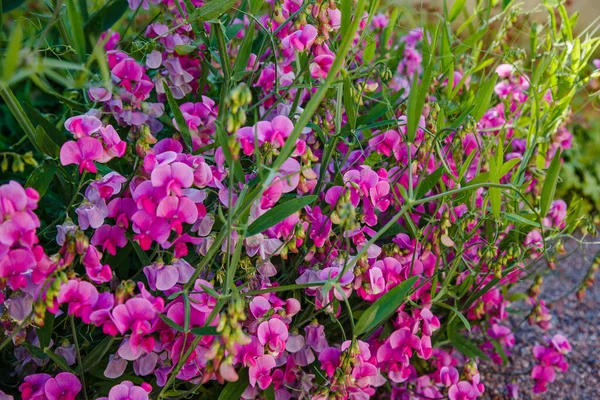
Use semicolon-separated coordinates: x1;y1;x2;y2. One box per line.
0;0;598;399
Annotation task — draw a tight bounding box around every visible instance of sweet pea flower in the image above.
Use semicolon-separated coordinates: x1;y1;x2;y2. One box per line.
91;224;127;255
60;137;104;173
151;162;194;196
98;125;127;162
310;54;334;79
131;211;171;250
448;381;477;400
19;373;51;400
44;372;81;400
282;24;318;51
97;381;149;400
57;280;99;323
248;355;276;390
64;115;102;138
257;319;289;356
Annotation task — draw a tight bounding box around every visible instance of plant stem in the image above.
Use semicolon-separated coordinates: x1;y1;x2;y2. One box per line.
71;316;88;400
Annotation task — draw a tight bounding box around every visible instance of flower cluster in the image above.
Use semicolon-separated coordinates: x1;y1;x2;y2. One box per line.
1;1;594;399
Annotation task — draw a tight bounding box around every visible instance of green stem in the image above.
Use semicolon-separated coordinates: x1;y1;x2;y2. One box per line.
0;85;39;153
71;316;88;400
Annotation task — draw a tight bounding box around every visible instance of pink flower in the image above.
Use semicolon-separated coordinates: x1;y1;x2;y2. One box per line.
19;373;51;400
60;137;104;173
310;54;334;79
91;224;127;255
282;24;318;51
0;248;35;290
156;196;198;233
257;318;289;356
151;162;194;196
143;261;186;291
112;298;157;354
248;355;276;390
131;211;171;250
98;125;127;162
44;372;81;400
97;381;149;400
448;381;476;400
57;280;99;323
64;115;102;138
369;130;401;157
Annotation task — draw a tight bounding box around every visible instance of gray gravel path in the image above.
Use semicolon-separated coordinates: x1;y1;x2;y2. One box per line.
481;237;600;399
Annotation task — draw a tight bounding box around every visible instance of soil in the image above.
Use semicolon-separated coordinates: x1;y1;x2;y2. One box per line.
481;236;600;399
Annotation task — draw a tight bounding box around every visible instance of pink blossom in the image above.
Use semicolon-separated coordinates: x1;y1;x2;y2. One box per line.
310;54;334;79
282;24;317;51
44;372;81;400
98;125;127;162
19;373;51;400
64;115;102;138
248;355;276;390
151;162;194;196
97;381;149;400
60;137;104;173
448;381;476;400
91;224;127;255
57;280;99;323
257;318;289;356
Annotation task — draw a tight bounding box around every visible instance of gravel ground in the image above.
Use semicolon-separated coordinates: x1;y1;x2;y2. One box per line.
481;237;600;399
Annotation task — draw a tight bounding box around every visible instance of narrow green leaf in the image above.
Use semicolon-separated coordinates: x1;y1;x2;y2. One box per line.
500;158;520;179
190;326;220;336
26;160;57;199
163;82;193;152
218;369;249;400
504;213;541;228
448;0;466;21
340;0;351;39
37;313;55;349
363;38;376;63
355;276;418;336
343;79;357;130
247;195;317;236
416;167;444;199
502;0;512;10
191;0;237;22
82;336;116;372
471;74;498;122
264;385;276;400
449;333;491;362
3;19;22;82
489;156;501;218
214;120;245;182
174;44;198;55
232;21;255;78
66;0;86;61
34;126;60;158
434;302;471;331
249;0;264;14
24;104;66;145
159;314;185;332
85;0;129;33
44;350;74;372
540;149;562;217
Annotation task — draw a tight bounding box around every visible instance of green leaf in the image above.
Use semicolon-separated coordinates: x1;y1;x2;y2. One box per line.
363;38;376;63
82;336;116;372
34;126;61;158
175;44;198;55
249;0;264;14
406;41;434;143
190;326;220;336
448;0;466;21
247;195;317;236
3;19;22;82
44;350;74;372
2;0;25;12
503;213;541;228
540;149;562;217
85;0;128;33
163;82;193;152
66;0;86;61
449;333;491;362
264;385;276;400
502;0;512;10
340;0;351;39
26;160;57;199
489;156;501;218
214;120;245;182
354;276;418;336
191;0;237;22
416;167;443;199
24;104;66;145
159;314;185;332
471;74;498;122
500;158;520;179
37;313;55;349
343;79;357;131
232;21;255;79
218;369;249;400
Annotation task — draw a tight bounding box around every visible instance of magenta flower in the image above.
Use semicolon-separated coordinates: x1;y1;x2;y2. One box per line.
57;280;99;323
0;248;35;290
310;54;334;79
44;372;81;400
60;137;104;173
98;125;127;162
97;381;149;400
282;24;317;51
156;195;198;233
257;318;289;356
151;162;194;196
131;210;171;250
248;355;276;390
64;115;102;138
112;297;157;355
76;187;108;230
448;381;476;400
91;224;127;255
19;373;51;400
143;261;180;291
